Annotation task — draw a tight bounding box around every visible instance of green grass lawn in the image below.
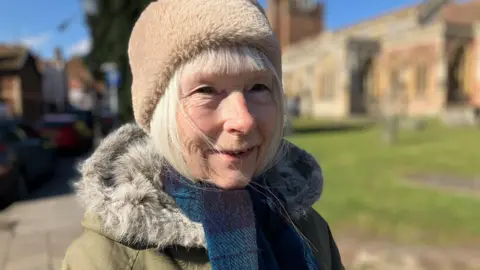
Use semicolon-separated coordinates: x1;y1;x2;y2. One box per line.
287;119;480;247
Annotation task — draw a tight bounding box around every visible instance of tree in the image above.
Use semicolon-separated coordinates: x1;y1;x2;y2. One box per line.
82;0;154;122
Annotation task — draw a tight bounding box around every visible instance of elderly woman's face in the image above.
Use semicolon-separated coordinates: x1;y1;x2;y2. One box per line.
178;67;277;189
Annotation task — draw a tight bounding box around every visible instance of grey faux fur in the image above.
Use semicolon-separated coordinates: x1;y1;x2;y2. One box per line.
75;123;323;250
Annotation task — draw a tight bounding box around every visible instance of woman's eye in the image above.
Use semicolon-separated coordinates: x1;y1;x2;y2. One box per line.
195;86;217;95
250;84;270;92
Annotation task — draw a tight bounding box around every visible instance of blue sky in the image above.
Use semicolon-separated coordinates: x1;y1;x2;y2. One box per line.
0;0;420;59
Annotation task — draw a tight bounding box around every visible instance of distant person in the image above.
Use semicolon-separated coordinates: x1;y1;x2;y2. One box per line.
294;95;301;117
286;95;301;118
285;96;293;115
62;1;343;269
474;92;480;125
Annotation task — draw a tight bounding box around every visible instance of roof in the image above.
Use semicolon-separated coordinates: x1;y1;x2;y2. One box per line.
334;4;418;34
0;45;30;72
282;0;468;58
441;0;480;24
66;56;94;84
65;56;106;94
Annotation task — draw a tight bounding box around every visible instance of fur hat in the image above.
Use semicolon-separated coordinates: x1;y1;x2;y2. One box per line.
128;0;282;132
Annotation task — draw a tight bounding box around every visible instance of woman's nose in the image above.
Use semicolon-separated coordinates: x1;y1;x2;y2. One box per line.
222;92;256;135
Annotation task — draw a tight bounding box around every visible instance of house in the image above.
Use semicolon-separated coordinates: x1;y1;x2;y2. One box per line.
270;0;480;122
0;45;43;123
65;56;105;112
39;48;69;114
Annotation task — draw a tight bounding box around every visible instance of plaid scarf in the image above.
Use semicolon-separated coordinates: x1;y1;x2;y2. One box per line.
163;168;319;270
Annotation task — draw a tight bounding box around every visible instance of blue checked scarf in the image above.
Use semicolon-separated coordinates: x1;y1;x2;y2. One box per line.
163;168;319;270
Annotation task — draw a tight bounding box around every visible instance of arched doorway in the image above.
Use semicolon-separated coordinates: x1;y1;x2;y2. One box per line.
447;45;468;106
350;57;374;115
361;58;376;114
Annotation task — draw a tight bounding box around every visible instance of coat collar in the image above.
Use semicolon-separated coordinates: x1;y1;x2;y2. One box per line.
75;123;323;250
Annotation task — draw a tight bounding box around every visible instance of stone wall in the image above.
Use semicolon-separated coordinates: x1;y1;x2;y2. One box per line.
472;22;480;107
280;1;480;119
379;22;446;117
337;6;418;39
282;34;349;118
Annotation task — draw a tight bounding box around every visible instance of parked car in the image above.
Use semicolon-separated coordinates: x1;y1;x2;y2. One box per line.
37;113;94;155
0;120;56;208
99;110;116;136
0;139;19;208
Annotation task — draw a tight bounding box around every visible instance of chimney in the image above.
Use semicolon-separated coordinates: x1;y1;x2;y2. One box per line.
54;47;65;67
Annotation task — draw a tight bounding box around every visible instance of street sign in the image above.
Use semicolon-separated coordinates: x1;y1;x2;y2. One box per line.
100;62;120;116
101;62;121;89
105;70;121;89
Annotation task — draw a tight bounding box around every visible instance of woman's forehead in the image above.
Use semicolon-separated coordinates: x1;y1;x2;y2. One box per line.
182;52;269;74
181;62;272;86
178;47;275;89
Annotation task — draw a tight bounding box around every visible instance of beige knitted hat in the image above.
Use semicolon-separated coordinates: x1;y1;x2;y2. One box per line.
128;0;282;132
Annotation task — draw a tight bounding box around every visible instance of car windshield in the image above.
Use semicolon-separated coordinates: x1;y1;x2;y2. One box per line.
41;121;75;129
40;114;77;129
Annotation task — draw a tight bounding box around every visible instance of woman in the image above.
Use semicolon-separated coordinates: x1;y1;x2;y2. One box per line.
62;0;343;269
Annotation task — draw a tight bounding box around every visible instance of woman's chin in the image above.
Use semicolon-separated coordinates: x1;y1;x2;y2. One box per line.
207;172;253;190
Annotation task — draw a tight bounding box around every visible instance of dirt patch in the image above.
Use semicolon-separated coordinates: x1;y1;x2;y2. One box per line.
337;237;480;270
0;218;17;232
406;173;480;197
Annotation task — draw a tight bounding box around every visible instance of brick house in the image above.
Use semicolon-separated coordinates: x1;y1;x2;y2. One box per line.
65;56;105;112
267;0;324;49
0;45;43;123
272;0;480;121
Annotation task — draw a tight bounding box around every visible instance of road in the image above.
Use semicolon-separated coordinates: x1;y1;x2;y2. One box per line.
0;154;86;270
26;155;83;201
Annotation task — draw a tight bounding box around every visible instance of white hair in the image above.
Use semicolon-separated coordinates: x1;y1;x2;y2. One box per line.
150;46;285;181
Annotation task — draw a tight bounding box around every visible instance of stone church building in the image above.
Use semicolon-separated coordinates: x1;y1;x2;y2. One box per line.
269;0;480;119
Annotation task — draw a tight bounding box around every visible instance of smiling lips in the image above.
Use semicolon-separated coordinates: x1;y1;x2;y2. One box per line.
216;146;256;160
219;147;255;155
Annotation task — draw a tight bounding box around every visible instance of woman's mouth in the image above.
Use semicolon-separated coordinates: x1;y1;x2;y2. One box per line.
218;147;256;160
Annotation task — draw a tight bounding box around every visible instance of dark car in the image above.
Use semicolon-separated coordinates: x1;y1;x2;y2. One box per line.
37;113;94;155
99;110;116;136
0;139;19;208
0;120;57;207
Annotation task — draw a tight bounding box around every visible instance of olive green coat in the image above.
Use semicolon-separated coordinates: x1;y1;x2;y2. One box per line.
60;124;344;270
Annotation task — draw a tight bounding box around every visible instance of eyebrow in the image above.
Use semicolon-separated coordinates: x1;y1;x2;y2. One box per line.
181;69;273;90
248;71;272;81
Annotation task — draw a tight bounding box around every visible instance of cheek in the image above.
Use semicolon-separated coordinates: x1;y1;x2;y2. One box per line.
177;102;218;144
176;110;205;173
250;103;277;136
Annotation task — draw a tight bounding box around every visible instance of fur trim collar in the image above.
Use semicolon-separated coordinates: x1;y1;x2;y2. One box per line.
75;123;323;250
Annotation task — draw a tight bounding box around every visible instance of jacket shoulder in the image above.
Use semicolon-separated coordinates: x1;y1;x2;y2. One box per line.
295;208;345;270
61;229;138;270
61;229;185;270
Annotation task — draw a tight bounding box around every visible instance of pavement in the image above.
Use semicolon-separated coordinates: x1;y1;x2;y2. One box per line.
0;156;84;270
